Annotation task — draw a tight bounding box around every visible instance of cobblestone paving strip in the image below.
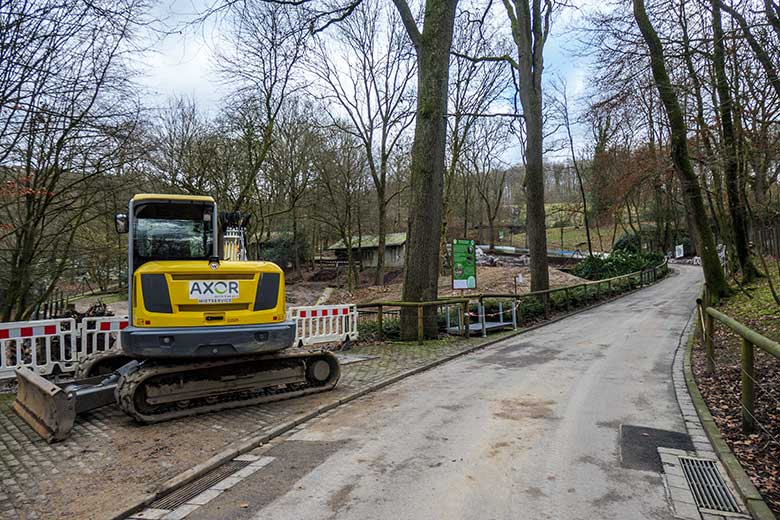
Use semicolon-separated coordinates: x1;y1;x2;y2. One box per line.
0;332;515;520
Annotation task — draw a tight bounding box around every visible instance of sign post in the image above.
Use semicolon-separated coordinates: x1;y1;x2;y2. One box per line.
452;239;477;290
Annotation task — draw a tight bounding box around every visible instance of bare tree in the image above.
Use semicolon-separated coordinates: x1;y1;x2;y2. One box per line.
551;78;593;256
443;15;512;268
632;0;730;298
310;0;415;285
393;0;459;339
711;0;761;281
716;0;780;100
265;100;320;273
311;129;367;291
216;1;309;212
467;118;511;250
497;0;557;291
0;0;146;320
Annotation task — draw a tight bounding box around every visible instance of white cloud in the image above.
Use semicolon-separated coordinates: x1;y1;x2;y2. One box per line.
137;0;226;113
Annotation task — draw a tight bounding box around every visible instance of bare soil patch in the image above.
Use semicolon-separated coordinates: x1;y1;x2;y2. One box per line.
328;265;585;304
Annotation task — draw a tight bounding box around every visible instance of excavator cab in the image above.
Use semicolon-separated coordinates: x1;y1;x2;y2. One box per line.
13;194;339;442
118;194;294;358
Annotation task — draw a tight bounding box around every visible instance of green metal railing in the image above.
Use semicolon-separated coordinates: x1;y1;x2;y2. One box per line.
697;290;780;434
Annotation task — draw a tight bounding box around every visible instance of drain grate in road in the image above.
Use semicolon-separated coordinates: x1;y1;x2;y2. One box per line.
150;460;251;510
679;457;740;513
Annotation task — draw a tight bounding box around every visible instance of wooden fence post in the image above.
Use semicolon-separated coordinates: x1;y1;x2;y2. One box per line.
704;310;715;373
417;305;424;345
458;304;464;336
741;338;755;434
463;301;470;339
703;295;716;374
480;297;487;338
378;304;383;340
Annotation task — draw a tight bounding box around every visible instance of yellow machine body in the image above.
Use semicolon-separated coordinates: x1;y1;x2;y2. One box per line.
131;260;287;328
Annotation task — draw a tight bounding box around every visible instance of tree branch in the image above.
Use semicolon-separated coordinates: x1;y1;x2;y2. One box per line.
451;50;520;70
391;0;421;50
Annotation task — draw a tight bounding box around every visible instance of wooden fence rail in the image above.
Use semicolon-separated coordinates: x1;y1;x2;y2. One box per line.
357;259;669;345
697;290;780;434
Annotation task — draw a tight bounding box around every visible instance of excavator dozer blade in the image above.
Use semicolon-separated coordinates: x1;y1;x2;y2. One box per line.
13;366;75;443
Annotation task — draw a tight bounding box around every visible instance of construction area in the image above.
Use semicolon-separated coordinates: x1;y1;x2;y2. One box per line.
0;193;624;520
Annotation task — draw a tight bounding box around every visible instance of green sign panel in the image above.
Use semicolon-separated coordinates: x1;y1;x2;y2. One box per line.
452;239;476;289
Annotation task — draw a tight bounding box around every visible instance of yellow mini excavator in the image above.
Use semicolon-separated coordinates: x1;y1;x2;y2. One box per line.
13;194;340;442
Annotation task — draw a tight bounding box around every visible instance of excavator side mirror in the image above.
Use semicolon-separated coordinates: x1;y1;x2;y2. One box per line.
115;213;128;234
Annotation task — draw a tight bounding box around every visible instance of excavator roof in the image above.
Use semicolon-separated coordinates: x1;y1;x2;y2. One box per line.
132;193;215;203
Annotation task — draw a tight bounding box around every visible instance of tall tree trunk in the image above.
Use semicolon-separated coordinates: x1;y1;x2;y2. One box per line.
488;214;496;250
375;186;387;285
711;0;761;282
396;0;458;340
463;178;470;238
478;198;484;244
503;0;551;292
633;0;730;298
292;206;299;275
525;108;549;290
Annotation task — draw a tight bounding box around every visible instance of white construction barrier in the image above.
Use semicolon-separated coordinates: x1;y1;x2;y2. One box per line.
288;304;358;347
80;316;129;357
0;318;79;380
0;305;357;381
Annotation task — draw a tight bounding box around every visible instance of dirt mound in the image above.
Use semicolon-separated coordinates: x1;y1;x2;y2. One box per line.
326;265;586;304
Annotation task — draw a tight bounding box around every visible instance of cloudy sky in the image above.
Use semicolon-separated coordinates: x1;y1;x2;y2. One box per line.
138;0;593;160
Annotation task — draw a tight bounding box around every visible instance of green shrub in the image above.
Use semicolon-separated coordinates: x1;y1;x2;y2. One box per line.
572;250;664;280
358;316;401;341
255;235;309;268
613;232;643;253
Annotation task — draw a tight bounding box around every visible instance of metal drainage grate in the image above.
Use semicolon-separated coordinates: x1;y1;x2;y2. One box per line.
679;457;740;513
150;460;251;510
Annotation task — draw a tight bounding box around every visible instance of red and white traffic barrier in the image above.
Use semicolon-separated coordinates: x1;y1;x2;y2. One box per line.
0;305;357;381
80;316;129;358
287;304;358;347
0;318;79;380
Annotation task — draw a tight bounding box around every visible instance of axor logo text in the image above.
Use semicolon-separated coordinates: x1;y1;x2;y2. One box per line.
189;280;240;303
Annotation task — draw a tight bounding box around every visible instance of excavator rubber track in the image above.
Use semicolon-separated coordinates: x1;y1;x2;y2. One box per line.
75;349;134;379
115;350;340;423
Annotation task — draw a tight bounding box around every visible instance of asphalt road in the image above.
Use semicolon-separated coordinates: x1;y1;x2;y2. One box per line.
191;266;703;520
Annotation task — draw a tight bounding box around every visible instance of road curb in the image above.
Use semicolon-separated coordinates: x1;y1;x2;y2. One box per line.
683;301;777;520
110;276;668;520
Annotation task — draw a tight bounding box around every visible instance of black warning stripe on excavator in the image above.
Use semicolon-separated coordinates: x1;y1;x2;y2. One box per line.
115;351;340;424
